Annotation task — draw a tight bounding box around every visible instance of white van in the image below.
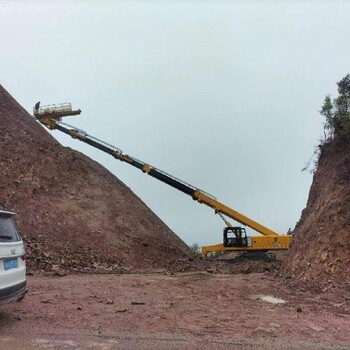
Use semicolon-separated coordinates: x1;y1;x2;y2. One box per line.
0;211;27;304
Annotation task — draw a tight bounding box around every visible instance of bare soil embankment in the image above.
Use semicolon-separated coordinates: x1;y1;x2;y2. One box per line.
0;85;193;272
282;140;350;291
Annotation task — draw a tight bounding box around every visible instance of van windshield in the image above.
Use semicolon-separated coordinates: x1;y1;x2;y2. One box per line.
0;217;19;242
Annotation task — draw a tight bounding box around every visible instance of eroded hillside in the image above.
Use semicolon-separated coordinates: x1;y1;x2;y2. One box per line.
282;75;350;290
0;85;192;272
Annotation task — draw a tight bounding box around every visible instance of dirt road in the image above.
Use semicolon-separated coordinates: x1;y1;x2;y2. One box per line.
1;272;349;349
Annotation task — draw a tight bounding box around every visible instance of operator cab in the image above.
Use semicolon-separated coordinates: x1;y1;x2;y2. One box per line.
223;227;249;248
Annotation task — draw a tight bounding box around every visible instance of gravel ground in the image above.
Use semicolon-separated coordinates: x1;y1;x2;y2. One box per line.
0;272;349;349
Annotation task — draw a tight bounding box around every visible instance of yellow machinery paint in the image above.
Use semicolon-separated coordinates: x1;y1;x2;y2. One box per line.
33;103;292;256
201;235;292;256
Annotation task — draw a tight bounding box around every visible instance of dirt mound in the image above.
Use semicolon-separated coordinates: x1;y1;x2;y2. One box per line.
0;85;193;272
282;140;350;290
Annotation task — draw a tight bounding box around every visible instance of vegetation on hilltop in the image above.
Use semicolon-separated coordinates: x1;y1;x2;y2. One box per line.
321;73;350;143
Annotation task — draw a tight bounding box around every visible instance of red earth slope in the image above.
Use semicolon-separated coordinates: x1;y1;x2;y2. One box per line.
282;141;350;290
0;85;192;272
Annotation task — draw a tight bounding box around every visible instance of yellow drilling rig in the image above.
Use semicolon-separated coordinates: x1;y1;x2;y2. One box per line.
33;102;292;256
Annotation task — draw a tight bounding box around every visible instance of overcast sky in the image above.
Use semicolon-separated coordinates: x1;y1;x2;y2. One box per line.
1;1;349;246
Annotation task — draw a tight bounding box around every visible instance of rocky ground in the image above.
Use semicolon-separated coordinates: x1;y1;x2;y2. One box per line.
1;271;349;350
282;139;350;290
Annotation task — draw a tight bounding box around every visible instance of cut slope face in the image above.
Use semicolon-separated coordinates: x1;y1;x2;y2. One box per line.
282;141;350;289
0;85;192;271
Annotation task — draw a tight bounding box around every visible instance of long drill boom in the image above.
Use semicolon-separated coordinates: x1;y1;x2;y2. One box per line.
36;115;279;237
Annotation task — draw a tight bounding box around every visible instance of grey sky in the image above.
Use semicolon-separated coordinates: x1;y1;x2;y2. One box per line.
1;1;349;245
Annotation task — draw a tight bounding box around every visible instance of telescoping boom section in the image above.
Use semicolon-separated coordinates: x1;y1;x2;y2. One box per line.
33;103;292;256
